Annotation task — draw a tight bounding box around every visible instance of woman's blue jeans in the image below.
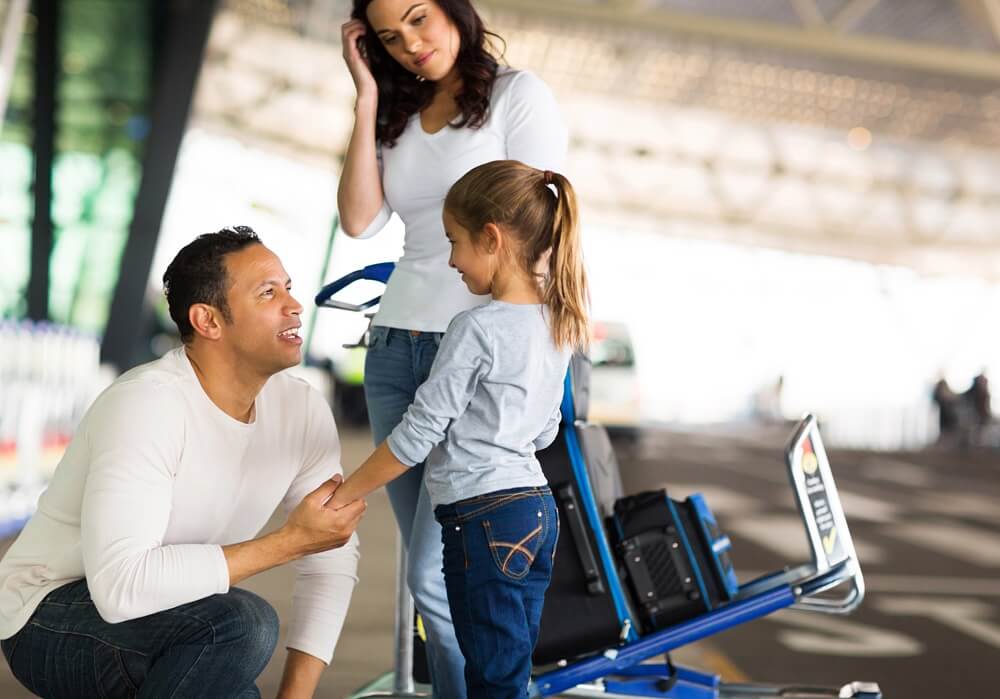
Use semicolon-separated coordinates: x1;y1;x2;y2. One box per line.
363;326;466;699
436;487;558;699
0;579;278;698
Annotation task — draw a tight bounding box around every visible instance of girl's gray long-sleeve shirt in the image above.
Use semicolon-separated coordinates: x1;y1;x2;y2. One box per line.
386;300;571;507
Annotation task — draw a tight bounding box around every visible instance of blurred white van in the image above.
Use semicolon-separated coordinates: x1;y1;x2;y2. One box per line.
588;321;641;436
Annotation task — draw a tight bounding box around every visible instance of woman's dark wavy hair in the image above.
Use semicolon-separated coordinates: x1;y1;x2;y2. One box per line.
351;0;505;147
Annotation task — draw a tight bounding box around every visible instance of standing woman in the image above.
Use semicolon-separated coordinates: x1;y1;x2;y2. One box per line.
338;1;567;696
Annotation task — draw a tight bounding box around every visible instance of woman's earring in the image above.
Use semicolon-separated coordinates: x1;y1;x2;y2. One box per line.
415;74;427;82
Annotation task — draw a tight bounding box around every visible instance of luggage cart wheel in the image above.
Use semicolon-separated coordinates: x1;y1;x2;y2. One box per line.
839;681;882;698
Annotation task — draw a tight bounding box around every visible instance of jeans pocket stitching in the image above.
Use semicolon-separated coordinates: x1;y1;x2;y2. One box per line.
114;649;139;694
457;493;534;522
462;526;470;570
27;621;149;657
93;650;110;699
1;630;22;664
503;525;543;574
483;521;543;580
551;507;561;564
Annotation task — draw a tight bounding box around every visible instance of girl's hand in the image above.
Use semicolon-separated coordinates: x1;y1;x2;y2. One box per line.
341;19;377;101
326;487;352;511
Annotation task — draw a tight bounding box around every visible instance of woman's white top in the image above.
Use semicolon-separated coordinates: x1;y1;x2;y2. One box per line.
355;68;568;332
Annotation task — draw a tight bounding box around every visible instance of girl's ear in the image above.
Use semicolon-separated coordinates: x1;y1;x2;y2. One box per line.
481;222;502;254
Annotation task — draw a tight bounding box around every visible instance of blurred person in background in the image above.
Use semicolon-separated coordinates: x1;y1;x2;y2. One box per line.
0;228;365;699
965;371;992;427
337;1;567;696
932;375;960;439
962;371;993;445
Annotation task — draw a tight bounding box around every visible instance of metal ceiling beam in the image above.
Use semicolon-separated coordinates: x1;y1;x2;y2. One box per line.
480;0;1000;82
28;0;59;323
981;0;1000;45
789;0;827;28
585;197;1000;280
102;0;219;370
0;0;29;138
830;0;881;33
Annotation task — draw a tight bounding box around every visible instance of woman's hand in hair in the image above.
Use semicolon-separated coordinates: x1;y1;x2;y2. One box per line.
341;19;377;101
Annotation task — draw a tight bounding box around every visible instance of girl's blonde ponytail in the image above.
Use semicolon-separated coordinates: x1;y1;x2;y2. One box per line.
542;172;589;350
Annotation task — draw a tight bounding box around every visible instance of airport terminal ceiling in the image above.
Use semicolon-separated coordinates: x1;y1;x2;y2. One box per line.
199;0;1000;280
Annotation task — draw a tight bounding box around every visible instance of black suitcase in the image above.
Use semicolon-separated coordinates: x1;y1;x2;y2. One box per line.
610;490;739;633
533;355;637;665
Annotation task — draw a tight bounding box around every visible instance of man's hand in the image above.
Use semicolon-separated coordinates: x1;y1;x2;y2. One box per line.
222;476;366;586
282;476;367;558
276;649;326;699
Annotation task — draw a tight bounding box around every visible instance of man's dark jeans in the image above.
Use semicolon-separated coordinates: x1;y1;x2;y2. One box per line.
436;486;559;699
1;579;279;698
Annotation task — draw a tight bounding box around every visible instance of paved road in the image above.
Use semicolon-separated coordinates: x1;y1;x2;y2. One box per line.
1;422;994;698
613;423;1000;698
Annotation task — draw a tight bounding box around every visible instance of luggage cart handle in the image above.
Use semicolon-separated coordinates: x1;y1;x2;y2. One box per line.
794;559;864;614
785;415;865;614
314;262;395;311
556;483;606;596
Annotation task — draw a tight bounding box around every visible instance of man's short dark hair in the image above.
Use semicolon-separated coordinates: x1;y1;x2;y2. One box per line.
163;226;262;343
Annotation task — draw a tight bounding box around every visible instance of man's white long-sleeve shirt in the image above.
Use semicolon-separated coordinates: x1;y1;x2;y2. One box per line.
0;347;359;664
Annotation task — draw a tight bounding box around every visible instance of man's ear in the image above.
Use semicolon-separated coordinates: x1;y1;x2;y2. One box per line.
482;222;503;254
188;303;223;341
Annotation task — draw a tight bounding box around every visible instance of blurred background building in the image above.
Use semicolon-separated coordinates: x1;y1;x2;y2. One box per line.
1;0;998;477
5;0;998;455
2;1;1000;696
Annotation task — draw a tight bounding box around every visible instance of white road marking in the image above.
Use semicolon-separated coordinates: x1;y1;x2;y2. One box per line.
767;609;924;657
861;458;934;487
737;572;1000;597
837;490;900;524
890;521;1000;567
864;575;1000;597
733;515;886;565
915;493;1000;525
876;597;1000;650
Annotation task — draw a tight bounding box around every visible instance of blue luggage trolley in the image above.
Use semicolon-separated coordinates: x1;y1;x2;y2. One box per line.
315;266;881;699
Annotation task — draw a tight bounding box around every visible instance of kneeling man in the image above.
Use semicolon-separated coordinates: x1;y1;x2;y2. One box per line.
0;226;365;698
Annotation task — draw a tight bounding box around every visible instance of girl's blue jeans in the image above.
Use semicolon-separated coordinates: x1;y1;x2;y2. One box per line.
363;325;466;698
435;486;559;699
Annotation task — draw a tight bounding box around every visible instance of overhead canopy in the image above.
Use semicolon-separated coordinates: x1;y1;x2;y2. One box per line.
195;0;1000;279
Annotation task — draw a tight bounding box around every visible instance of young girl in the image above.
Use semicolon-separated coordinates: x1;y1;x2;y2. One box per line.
330;159;588;697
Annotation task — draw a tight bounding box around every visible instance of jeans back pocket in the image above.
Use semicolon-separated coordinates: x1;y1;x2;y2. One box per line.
481;498;548;580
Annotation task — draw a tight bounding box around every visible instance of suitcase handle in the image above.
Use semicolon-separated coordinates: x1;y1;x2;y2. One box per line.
557;483;606;595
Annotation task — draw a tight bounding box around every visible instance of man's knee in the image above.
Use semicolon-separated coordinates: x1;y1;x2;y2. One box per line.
229;589;279;653
203;588;280;668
